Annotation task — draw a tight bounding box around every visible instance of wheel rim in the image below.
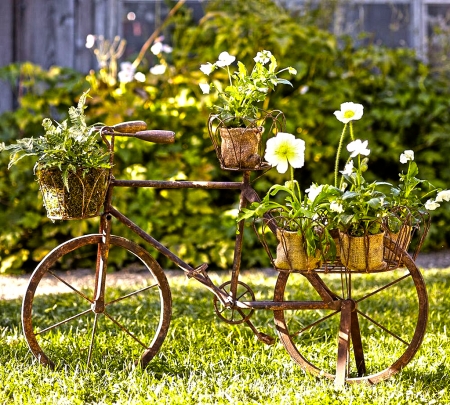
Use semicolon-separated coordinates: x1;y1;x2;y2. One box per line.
22;234;172;369
273;245;428;384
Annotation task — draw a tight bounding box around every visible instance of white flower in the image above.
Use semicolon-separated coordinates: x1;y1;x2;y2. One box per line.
151;41;164;55
425;199;440;210
200;62;215;75
305;184;324;202
265;132;305;174
150;64;166;75
330;201;344;213
334;102;364;124
216;51;236;67
347;139;370;158
341;160;354;176
150;41;172;55
254;50;272;64
199;83;210;94
436;189;450;202
134;72;146;82
118;62;135;83
400;150;414;164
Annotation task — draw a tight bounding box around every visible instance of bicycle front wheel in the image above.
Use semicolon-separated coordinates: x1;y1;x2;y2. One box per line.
22;234;172;369
273;246;428;384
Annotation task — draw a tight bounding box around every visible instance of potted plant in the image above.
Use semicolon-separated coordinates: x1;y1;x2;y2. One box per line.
0;90;112;220
330;102;450;270
238;132;339;271
384;148;450;259
200;50;296;169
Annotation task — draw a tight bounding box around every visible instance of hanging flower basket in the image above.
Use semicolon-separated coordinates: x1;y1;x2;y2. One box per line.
207;111;285;171
219;126;263;169
340;231;387;272
37;167;110;220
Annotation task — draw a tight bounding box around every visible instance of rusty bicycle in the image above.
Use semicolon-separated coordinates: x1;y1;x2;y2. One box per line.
21;121;428;386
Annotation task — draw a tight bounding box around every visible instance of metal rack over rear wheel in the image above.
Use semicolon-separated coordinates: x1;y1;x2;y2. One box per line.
273;240;428;385
22;235;172;369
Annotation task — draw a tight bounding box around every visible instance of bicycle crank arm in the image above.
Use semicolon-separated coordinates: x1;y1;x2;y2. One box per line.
242;314;275;346
187;264;233;307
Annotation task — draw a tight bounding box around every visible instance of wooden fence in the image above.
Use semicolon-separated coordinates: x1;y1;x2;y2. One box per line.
0;0;125;113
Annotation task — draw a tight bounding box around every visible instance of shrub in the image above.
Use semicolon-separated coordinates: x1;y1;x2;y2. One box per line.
1;0;450;273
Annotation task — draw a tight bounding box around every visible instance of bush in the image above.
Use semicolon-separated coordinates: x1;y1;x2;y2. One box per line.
1;0;450;273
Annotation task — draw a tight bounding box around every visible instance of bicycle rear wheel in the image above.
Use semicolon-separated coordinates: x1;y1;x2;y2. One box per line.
273;245;428;384
22;234;172;369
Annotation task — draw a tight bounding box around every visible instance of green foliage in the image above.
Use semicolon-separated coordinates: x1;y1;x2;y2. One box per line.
1;0;450;273
199;50;296;125
1;90;111;190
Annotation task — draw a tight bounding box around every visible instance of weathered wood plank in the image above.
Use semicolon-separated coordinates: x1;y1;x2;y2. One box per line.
0;0;14;112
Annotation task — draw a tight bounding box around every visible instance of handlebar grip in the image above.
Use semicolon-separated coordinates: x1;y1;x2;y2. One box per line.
133;130;175;144
111;121;147;133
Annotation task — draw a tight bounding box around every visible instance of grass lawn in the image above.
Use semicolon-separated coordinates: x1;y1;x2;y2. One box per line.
0;268;449;404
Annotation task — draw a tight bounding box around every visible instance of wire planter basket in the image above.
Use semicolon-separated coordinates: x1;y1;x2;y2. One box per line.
254;212;332;273
36;167;110;220
208;110;286;171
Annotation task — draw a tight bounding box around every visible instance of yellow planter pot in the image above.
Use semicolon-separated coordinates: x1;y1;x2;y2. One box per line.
274;228;322;271
340;231;387;272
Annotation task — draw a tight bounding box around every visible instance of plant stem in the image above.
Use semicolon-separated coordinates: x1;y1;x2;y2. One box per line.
349;122;355;141
334;123;347;188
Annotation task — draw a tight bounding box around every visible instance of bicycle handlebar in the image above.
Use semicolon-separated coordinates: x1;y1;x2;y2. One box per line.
101;121;175;144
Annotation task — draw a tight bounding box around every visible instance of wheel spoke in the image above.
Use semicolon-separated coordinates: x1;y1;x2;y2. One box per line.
288;309;341;337
87;313;99;366
355;273;411;305
356;308;409;346
105;283;159;306
103;310;148;349
35;308;92;336
48;270;93;303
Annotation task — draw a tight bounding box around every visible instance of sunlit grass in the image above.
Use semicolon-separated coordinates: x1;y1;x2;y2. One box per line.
1;268;449;404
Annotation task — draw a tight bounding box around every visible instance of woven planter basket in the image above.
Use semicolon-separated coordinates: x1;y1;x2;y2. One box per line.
219;127;262;169
37;167;109;220
274;228;321;271
340;231;387;272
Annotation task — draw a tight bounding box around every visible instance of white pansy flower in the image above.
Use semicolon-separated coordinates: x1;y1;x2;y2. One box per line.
216;51;236;67
265;132;305;174
200;62;215;75
341;160;354;176
347;139;370;158
436;189;450;202
305;184;324;202
330;202;344;213
400;150;414;164
150;64;166;75
199;83;210;94
254;50;272;64
334;102;364;124
425;199;440;210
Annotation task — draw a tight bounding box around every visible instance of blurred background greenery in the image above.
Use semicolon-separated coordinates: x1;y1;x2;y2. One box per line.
1;0;450;273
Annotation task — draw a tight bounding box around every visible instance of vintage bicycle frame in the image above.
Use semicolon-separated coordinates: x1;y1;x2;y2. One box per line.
89;131;340;321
